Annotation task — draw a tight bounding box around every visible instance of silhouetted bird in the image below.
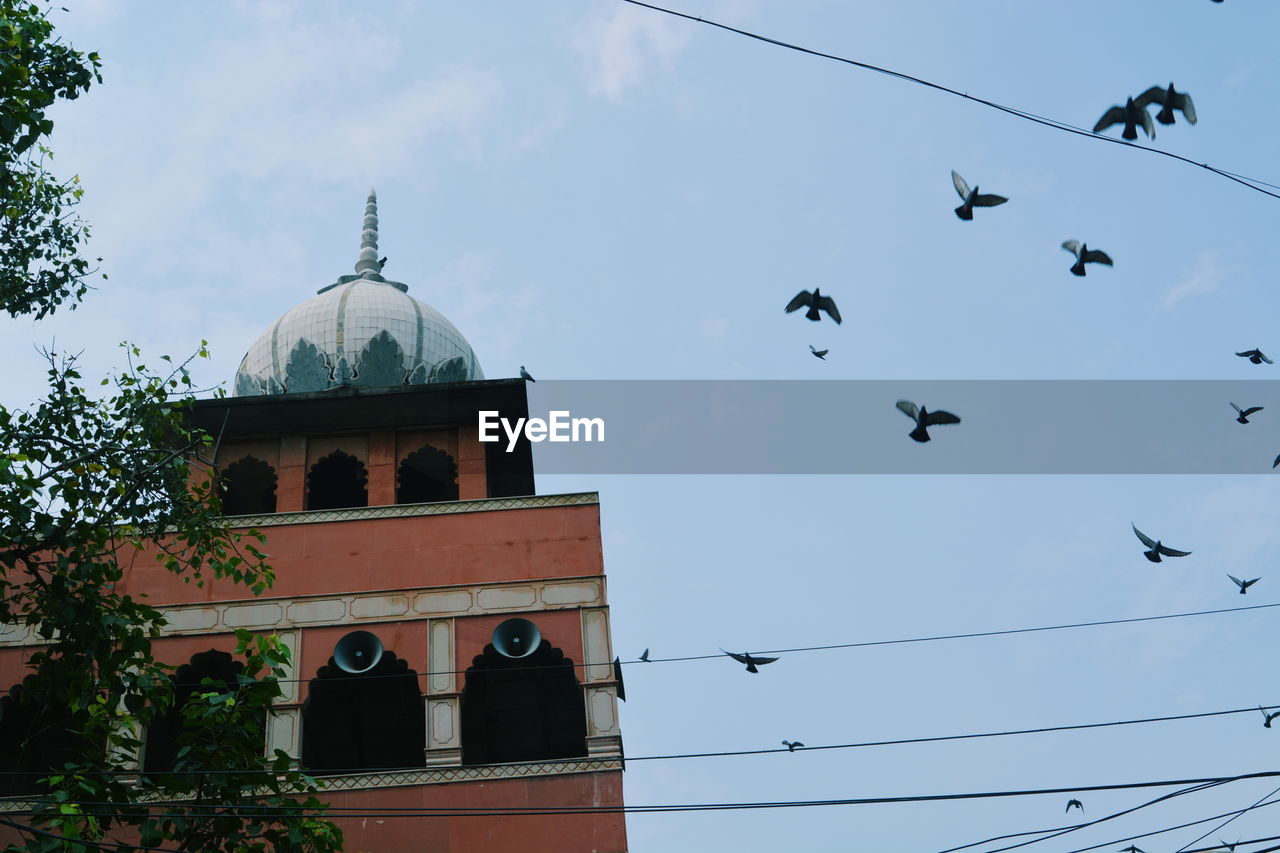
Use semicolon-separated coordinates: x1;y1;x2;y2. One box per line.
951;171;1008;220
785;289;842;324
1260;707;1280;728
1231;402;1263;424
520;365;535;382
781;740;804;752
722;649;779;674
1062;240;1113;276
896;400;961;443
1066;799;1084;813
1119;847;1146;853
1132;524;1192;562
1217;840;1239;853
1093;96;1156;140
809;345;828;360
639;648;651;662
1228;574;1259;594
1273;454;1280;469
378;256;387;269
1237;349;1273;364
1136;83;1197;126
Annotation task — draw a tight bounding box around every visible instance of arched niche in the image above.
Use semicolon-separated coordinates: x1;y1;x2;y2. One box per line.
0;675;87;796
143;649;265;778
460;639;588;766
396;444;459;504
305;450;368;511
300;649;425;774
219;455;278;515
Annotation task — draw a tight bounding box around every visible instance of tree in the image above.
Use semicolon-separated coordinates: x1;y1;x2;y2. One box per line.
0;4;342;850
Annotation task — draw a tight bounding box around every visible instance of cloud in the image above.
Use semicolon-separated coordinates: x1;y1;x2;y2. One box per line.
573;4;691;102
1163;251;1227;309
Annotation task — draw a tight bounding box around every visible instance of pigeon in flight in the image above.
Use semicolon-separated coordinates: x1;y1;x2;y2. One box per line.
519;365;535;383
722;649;780;674
781;740;804;752
785;289;842;324
1228;574;1260;594
951;171;1009;221
1132;524;1191;563
896;400;961;443
809;345;828;360
1062;240;1113;276
1093;96;1156;140
1260;707;1280;728
1136;83;1197;126
1065;798;1084;813
1236;349;1273;365
1231;402;1263;424
639;648;651;662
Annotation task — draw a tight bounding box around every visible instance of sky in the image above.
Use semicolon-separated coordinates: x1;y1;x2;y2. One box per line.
5;1;1280;850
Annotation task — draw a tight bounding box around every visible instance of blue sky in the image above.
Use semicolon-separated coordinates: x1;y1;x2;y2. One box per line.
6;1;1280;850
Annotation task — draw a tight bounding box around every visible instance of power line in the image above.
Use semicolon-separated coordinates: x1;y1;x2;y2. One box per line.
617;0;1280;202
0;816;191;853
1173;783;1280;853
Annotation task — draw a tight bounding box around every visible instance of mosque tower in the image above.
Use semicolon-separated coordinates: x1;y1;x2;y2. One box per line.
0;191;628;852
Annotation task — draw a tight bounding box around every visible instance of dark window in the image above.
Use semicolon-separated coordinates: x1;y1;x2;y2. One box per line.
0;676;86;797
396;445;459;504
301;650;424;773
143;650;265;779
306;450;368;510
219;456;278;515
461;640;588;765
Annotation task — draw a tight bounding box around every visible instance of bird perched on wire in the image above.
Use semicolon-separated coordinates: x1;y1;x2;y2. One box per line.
1228;574;1260;594
1231;402;1263;424
1260;707;1280;728
1065;798;1084;813
1136;83;1197;126
1093;96;1156;140
1118;846;1147;853
781;740;804;752
809;345;828;360
951;171;1008;221
639;648;651;662
1062;240;1113;276
1132;524;1191;563
722;649;779;674
896;400;961;443
785;289;842;324
1236;349;1272;365
519;365;535;383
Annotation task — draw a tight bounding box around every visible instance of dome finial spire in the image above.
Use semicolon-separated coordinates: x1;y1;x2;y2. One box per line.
354;188;382;278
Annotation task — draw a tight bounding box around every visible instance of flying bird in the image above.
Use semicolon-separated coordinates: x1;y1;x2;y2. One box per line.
1136;83;1197;126
722;649;779;674
1231;402;1263;424
1236;349;1272;365
519;365;535;383
1228;574;1260;594
1065;799;1084;813
895;400;961;443
951;171;1008;220
1062;240;1113;276
1260;707;1280;728
781;740;804;752
639;648;651;662
809;345;828;360
1132;524;1192;563
1093;96;1156;140
785;289;842;324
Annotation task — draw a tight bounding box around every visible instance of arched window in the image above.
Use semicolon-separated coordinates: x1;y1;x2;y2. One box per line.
306;450;368;510
460;639;588;765
143;650;265;779
301;650;424;774
219;456;278;515
0;676;86;796
396;445;459;504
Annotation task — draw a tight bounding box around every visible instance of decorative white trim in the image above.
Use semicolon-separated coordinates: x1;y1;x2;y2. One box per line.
314;757;623;791
222;492;599;529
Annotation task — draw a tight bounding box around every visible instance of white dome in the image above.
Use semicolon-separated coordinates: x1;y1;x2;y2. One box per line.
233;191;483;396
